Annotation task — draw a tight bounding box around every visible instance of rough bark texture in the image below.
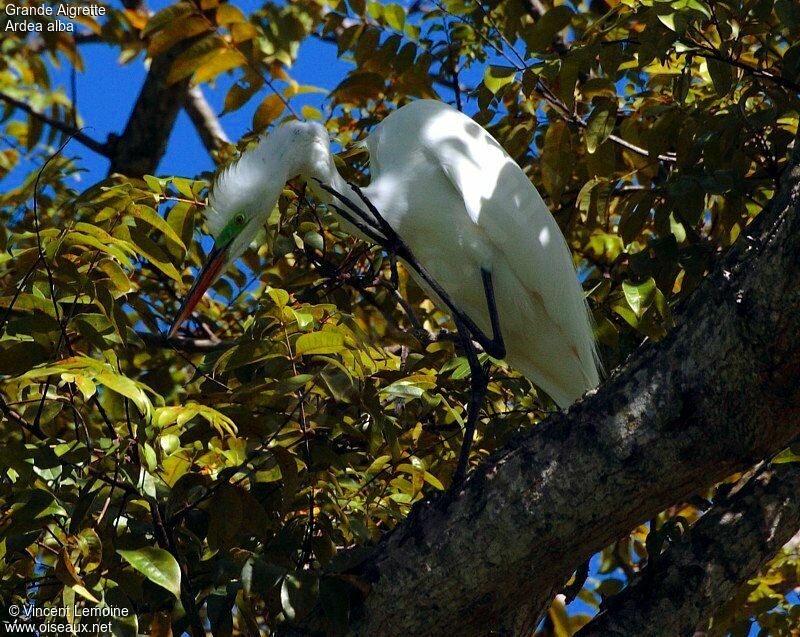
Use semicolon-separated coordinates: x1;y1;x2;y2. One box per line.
577;465;800;636
302;142;800;636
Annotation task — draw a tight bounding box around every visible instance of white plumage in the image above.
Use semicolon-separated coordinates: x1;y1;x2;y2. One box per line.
173;99;601;407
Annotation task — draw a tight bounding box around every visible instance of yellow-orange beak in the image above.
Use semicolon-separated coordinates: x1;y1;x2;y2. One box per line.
167;242;229;339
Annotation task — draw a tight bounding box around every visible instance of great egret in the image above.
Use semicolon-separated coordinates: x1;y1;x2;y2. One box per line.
169;99;601;480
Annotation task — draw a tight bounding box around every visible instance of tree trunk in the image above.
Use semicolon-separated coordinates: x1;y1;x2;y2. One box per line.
107;46;192;177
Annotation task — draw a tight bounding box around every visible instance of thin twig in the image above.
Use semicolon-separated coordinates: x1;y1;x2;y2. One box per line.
0;90;108;156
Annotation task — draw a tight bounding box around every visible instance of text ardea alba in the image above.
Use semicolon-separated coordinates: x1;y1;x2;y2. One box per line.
169;99;601;480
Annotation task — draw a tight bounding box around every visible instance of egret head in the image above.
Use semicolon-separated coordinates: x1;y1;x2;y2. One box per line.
168;120;331;337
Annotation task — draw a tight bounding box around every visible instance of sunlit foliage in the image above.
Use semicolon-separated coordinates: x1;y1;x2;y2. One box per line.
1;0;799;634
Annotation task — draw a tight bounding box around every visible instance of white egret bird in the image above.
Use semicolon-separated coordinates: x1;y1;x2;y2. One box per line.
169;99;601;480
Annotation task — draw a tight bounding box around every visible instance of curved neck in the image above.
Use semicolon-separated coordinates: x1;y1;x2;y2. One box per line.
299;145;374;241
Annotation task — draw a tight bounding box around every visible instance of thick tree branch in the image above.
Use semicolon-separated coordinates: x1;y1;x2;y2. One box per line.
577;464;800;636
287;135;800;636
109;0;233;175
0;90;109;157
107;46;192;177
32;27;228;165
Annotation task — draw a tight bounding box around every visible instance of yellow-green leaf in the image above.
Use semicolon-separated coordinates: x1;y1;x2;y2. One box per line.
541;121;572;202
166;35;225;85
296;332;345;356
484;65;516;94
118;548;181;599
383;3;405;31
193;49;243;85
253;94;286;133
585;99;616;154
130;205;185;249
142;1;195;37
216;3;245;25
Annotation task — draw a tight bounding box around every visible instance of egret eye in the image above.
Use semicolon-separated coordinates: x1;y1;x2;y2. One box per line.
234;213;246;226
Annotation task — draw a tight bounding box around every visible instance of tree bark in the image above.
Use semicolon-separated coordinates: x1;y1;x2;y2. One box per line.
291;139;800;636
576;464;800;636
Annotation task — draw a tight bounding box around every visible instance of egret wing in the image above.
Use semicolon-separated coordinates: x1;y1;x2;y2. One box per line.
414;103;600;396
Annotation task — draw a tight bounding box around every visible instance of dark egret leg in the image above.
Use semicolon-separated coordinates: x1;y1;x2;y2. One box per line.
451;268;505;485
479;267;505;360
452;315;490;486
318;180;507;355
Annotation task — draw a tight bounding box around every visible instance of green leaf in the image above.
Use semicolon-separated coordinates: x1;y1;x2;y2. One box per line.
706;58;733;95
142;1;195;37
524;6;573;53
0;293;57;317
127;226;183;282
483;65;516;94
622;278;657;318
143;175;166;194
166;35;225;85
332;72;385;104
366;454;391;476
118;547;182;599
295;331;345;356
130;205;185;249
18;357;155;416
222;74;264;115
97;258;132;294
267;287;290;308
585;99;616;153
281;573;319;621
783;44;800;83
541;121;572;203
656;12;687;34
193;48;243;85
776;0;800;28
207;483;243;550
383;3;405;31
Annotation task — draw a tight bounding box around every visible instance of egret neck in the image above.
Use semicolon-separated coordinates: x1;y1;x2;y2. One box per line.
168;121;369;338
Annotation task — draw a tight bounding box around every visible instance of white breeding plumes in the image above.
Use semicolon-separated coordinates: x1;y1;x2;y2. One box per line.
174;100;601;409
